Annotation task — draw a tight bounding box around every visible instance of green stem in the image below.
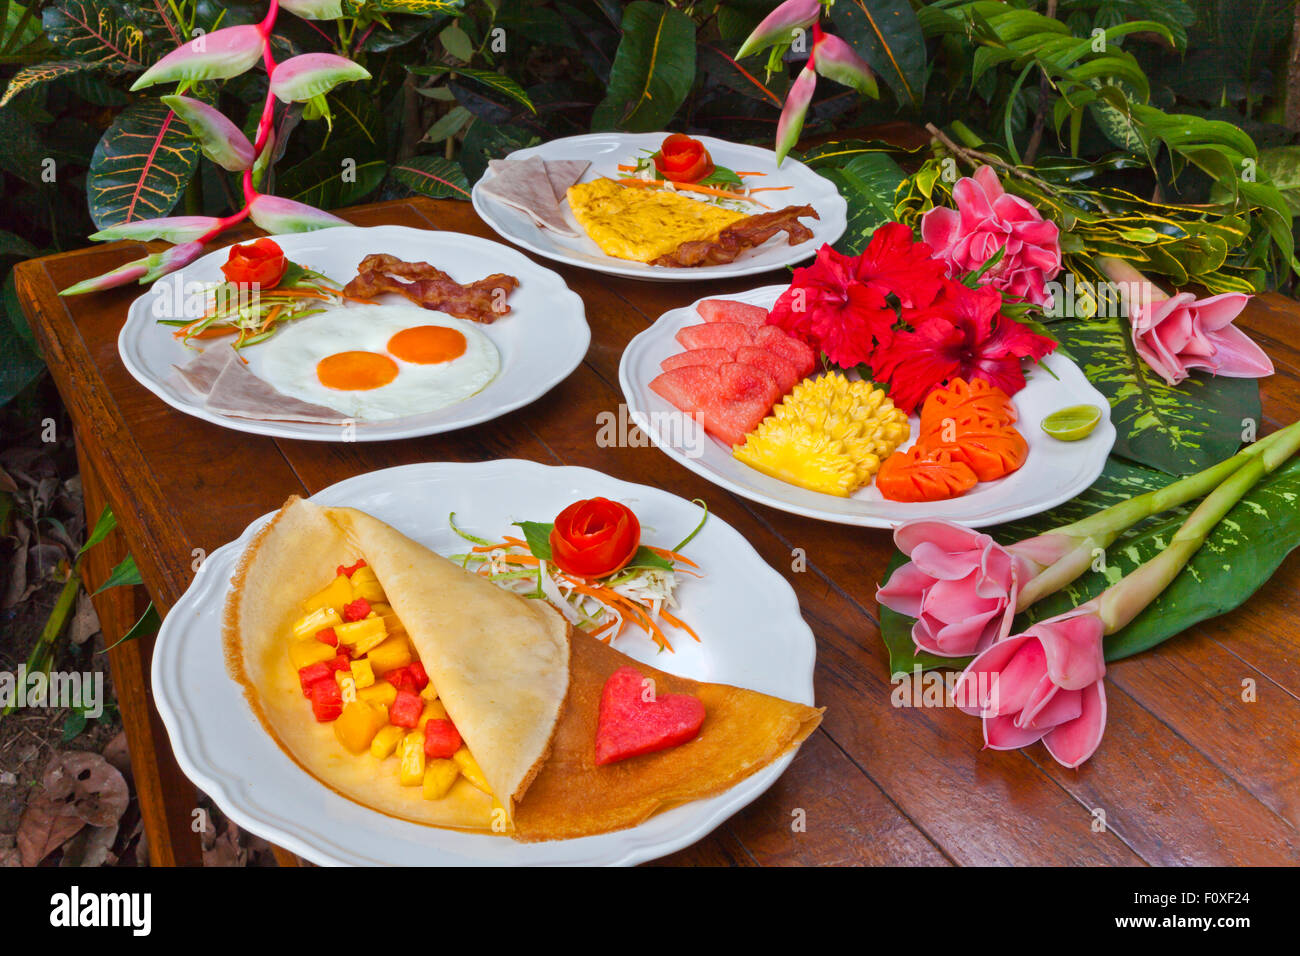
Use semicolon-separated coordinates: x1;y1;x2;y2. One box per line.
2;561;80;718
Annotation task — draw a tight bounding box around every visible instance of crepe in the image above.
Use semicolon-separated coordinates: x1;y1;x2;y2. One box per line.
481;157;589;236
225;497;822;842
223;497;570;830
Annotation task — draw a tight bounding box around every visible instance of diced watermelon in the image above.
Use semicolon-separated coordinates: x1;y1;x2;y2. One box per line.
735;345;799;394
660;348;733;373
423;719;462;760
754;325;818;378
696;298;768;327
676;322;755;352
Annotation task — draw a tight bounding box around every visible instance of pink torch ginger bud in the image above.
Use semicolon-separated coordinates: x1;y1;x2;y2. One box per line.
248;194;348;234
811;25;877;98
131;25;266;91
775;63;817;166
162;95;256;172
270;53;372;104
736;0;822;59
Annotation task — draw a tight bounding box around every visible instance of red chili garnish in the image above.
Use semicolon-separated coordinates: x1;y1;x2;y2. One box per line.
220;238;288;289
342;597;371;622
548;497;641;579
651;134;715;184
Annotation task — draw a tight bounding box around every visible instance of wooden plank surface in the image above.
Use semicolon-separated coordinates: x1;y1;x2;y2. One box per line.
13;197;1300;866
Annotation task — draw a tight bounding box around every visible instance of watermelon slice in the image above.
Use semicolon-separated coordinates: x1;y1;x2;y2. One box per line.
735;345;799;393
649;362;781;447
696;298;769;328
676;322;756;352
594;666;706;766
660;347;733;373
754;325;818;378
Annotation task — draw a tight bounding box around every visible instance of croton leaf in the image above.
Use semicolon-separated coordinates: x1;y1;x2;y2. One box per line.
879;449;1300;675
130;23;264;91
271;53;372;104
389;155;470;200
42;0;148;72
0;60;104;107
87;99;200;230
1052;308;1262;476
340;0;465;14
829;0;927;109
592;0;696;133
407;63;535;113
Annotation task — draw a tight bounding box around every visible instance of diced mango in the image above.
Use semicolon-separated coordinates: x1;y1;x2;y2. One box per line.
422;759;460;801
302;574;353;615
366;634;412;675
399;731;426;786
420;681;439;701
418;699;449;729
369;724;404;759
291;606;342;642
335;616;387;655
336;672;357;703
452;747;492;795
289;638;338;671
333;701;388;754
349;565;387;604
349;658;375;690
357;681;397;708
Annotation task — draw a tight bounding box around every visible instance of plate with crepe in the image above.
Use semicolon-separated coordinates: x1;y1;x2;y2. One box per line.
471;132;847;282
152;460;821;865
118;225;588;442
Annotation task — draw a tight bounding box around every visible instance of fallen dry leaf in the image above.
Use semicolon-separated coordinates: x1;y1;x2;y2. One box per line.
59;823;119;868
102;731;132;783
17;791;85;866
68;588;101;646
42;751;129;828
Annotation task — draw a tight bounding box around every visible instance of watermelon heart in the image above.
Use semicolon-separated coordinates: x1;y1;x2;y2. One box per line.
594;666;706;766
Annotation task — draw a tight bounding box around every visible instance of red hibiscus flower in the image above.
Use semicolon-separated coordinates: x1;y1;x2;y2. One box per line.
873;280;1057;412
853;221;947;309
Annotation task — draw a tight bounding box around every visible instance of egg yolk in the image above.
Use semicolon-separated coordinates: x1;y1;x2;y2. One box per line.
387;325;468;365
316;351;399;391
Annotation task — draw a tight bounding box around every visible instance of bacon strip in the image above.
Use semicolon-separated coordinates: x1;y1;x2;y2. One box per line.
343;255;519;323
650;205;819;268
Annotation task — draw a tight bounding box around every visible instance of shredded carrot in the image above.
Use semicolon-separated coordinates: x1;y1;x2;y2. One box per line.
646;545;698;568
259;304;283;333
747;185;794;193
733;170;767;177
658;607;701;643
615;177;770;209
186;326;238;340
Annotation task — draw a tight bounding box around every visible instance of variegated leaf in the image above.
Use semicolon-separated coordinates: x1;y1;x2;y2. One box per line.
0;59;103;106
42;0;148;71
1053;309;1261;475
87;100;200;229
813;152;906;255
341;0;464;15
389;155;470;199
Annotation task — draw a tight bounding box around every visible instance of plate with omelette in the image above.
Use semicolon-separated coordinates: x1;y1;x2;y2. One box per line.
471;132;847;281
118;225;589;442
152;460;821;865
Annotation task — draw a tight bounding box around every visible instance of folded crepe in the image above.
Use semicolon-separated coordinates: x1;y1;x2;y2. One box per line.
480;157;589;237
224;496;822;841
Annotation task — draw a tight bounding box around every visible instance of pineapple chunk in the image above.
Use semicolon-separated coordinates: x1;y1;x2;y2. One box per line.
398;731;426;786
357;681;397;708
301;575;353;615
291;606;342;642
349;565;386;604
418;699;449;729
422;759;460;801
419;681;440;701
333;700;387;754
366;634;412;675
734;373;910;497
349;658;375;690
452;747;492;795
335;616;387;655
289;638;337;671
369;724;404;759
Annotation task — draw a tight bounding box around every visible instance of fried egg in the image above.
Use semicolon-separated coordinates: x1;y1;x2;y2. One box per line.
257;305;500;420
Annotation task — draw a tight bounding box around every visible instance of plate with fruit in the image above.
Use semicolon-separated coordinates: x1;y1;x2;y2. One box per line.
152;460;819;865
618;287;1116;528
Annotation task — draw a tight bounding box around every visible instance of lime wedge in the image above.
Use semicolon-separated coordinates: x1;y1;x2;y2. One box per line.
1041;404;1102;441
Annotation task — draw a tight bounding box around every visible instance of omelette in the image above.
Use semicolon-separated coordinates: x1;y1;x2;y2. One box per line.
567;177;745;263
223;496;822;841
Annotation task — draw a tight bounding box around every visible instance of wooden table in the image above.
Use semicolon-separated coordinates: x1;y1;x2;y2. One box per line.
14;198;1300;866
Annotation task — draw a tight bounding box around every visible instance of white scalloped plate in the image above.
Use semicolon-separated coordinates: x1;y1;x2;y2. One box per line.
119;226;589;442
152;460;817;866
471;132;847;281
619;286;1116;528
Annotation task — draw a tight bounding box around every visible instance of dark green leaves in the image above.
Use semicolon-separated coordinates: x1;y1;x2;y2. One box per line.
42;0;148;71
593;1;696;133
829;0;927;109
407;64;536;114
806;150;906;255
87;99;199;229
1052;309;1261;475
389;156;470;199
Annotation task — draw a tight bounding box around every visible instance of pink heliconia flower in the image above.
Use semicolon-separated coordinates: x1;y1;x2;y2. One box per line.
735;0;822;59
811;23;877;98
281;0;344;18
775;63;817;166
952;607;1108;769
270;53;372;104
90;216;224;244
162;95;256;172
921;165;1062;308
139;240;206;284
1129;290;1273;387
248;194;348;234
131;24;265;91
58;240;206;296
877;521;1040;658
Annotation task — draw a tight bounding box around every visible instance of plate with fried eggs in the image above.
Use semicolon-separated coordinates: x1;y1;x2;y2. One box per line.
471;132;847;282
118;225;589;442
